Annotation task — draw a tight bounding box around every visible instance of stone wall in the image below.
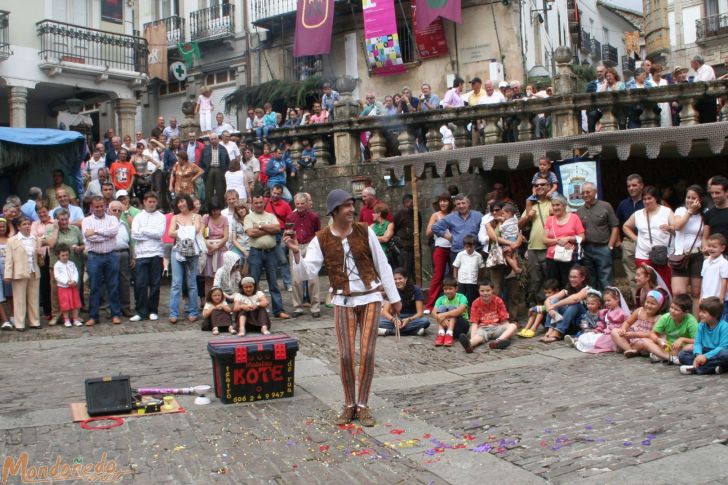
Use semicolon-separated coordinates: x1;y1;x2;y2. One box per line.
289;160;496;277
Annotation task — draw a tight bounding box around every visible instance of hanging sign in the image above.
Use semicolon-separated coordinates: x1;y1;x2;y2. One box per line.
362;0;406;76
412;0;449;59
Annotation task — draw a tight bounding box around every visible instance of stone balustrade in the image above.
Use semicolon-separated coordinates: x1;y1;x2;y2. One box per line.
237;80;728;166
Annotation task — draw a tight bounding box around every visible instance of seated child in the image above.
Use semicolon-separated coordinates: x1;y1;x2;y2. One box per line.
233;276;271;336
378;267;430;337
528;156;559;201
639;293;697;364
564;290;603;347
202;287;233;336
611;289;663;357
574;287;629;353
679;296;728;375
459;279;518;353
496;203;522;275
432;277;470;347
453;234;484;307
519;279;560;338
298;139;317;169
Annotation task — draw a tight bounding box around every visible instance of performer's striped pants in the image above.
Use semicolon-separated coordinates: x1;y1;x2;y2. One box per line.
333;301;381;407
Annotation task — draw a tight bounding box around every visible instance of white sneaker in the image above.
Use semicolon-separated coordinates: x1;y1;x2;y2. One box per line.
423;309;431;315
716;366;723;375
149;313;159;321
1;322;12;331
377;328;388;336
129;315;143;322
64;321;72;328
649;353;663;363
417;327;426;336
73;320;83;327
669;355;681;365
564;335;575;347
679;365;695;375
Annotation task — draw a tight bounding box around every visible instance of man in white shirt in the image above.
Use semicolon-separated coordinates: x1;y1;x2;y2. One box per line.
213;113;235;136
221;190;239;249
108;200;133;318
163;117;180;139
482;80;506;105
221;130;241;163
285;189;401;427
130;192;166;322
691;54;718;123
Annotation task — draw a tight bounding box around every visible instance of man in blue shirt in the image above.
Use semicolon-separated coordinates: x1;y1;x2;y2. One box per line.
21;187;43;222
615;174;644;299
433;194;483;265
50;188;84;227
264;146;295;202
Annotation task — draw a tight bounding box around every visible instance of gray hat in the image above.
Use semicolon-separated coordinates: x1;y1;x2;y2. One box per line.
326;189;354;215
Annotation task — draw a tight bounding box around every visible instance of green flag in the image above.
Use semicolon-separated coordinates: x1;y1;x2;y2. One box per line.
177;42;201;67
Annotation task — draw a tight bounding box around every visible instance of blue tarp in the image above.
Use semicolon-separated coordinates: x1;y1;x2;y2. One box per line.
0;127;85;146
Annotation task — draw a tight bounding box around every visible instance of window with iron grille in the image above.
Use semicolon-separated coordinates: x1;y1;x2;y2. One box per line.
285;52;323;81
397;20;415;64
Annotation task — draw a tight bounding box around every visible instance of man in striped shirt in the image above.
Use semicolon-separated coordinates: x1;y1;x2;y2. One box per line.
82;197;122;326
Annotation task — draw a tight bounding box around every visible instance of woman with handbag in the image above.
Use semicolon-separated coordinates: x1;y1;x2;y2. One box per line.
542;195;585;288
670;185;705;315
167;194;202;324
623;186;675;293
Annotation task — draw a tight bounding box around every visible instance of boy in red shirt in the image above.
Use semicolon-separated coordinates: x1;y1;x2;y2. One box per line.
460;280;518;353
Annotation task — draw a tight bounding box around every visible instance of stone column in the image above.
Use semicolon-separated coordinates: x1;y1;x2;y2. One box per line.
116;98;138;139
9;86;29;128
332;76;362;165
234;65;247;129
551;46;580;138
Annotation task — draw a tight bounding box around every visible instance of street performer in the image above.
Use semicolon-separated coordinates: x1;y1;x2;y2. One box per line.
284;189;401;426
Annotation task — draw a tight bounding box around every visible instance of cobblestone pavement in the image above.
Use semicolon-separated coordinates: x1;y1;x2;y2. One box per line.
1;279;728;484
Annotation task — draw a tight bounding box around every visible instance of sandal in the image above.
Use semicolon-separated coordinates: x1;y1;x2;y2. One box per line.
212;327;219;335
540;336;560;343
228;326;236;335
624;349;639;358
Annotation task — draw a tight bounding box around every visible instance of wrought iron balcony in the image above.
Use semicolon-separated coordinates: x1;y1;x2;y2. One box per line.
190;4;235;42
580;29;591;53
36;20;148;81
143;15;185;48
0;10;10;60
251;0;296;22
696;13;728;43
601;43;618;67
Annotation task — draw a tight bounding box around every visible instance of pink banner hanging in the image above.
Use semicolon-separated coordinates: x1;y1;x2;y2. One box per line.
362;0;406;76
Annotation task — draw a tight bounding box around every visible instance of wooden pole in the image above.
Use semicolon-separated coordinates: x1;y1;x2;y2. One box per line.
410;165;421;287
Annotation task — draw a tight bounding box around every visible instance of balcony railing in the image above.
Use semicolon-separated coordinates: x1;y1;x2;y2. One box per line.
37;20;148;74
143;15;185;48
580;29;591;53
696;13;728;42
0;10;10;60
190;4;235;42
231;80;728;169
251;0;296;22
601;43;618;66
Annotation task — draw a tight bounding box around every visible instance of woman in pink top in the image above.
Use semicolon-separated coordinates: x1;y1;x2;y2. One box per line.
542;194;585;288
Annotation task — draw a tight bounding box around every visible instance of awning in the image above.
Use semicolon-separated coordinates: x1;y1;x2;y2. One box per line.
380;122;728;179
0;127;85;147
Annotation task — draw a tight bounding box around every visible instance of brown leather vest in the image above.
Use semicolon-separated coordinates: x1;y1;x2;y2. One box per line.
317;223;379;295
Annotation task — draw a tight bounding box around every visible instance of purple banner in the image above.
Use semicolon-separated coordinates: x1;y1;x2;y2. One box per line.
294;0;335;57
362;0;406;76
